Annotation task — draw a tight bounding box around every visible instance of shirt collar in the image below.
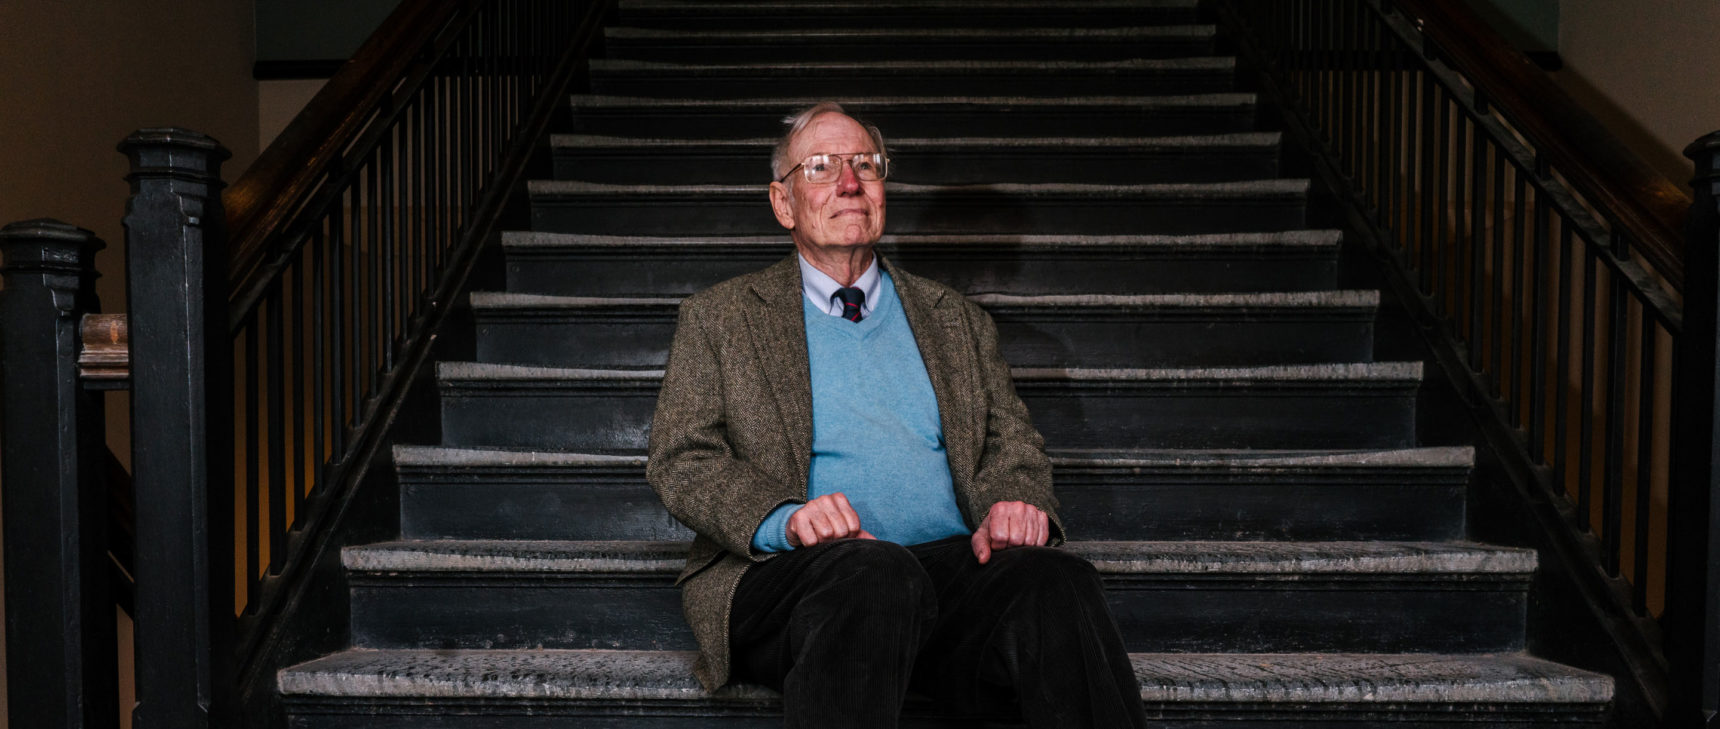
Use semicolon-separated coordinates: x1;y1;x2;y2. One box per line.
798;253;881;318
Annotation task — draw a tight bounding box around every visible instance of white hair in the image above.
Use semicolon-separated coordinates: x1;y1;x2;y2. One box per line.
770;102;888;182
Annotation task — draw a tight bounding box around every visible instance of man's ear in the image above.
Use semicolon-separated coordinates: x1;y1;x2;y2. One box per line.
769;181;796;231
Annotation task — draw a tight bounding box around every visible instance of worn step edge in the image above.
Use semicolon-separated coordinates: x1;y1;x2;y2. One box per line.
342;539;1535;576
571;93;1256;109
550;132;1280;150
469;290;1380;313
620;0;1201;12
280;649;1611;706
605;26;1216;41
500;230;1341;253
436;361;1422;387
526;179;1310;199
392;444;1472;473
590;58;1235;73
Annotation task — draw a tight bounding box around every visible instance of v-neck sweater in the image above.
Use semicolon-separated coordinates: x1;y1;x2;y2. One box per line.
751;271;969;551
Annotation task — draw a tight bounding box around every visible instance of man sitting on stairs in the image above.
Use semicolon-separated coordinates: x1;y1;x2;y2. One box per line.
647;102;1147;728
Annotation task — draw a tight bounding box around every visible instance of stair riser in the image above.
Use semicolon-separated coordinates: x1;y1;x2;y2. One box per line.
1019;386;1417;450
438;381;1418;451
567;103;1259;139
474;312;1376;369
588;68;1233;99
503;247;1341;297
553;147;1279;186
348;578;1526;653
603;36;1216;63
615;7;1200;31
397;474;1466;541
528;193;1308;236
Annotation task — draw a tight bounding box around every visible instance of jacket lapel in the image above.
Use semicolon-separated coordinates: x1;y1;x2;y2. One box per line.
745;254;814;490
888;260;981;499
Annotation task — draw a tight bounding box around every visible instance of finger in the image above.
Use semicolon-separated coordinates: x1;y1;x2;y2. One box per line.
1036;510;1050;545
857;529;877;540
971;530;991;564
1006;507;1029;546
830;493;862;535
791;518;818;547
812;511;839;540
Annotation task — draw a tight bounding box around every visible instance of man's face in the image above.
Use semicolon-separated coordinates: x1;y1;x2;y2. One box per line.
768;113;887;257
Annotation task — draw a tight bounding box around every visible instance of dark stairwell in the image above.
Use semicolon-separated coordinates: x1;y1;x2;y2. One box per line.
273;1;1615;726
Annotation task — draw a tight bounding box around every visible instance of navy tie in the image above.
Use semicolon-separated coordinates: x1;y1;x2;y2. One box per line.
834;287;865;323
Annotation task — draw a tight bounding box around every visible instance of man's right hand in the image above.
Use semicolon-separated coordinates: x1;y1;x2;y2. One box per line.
786;492;875;547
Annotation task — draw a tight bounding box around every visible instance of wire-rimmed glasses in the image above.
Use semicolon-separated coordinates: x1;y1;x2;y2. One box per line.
777;152;890;185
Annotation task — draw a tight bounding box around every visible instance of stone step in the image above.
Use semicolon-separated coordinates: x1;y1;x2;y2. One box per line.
339;539;1534;654
526;180;1309;236
392;445;1473;542
566;94;1261;138
614;0;1202;30
587;58;1235;99
434;362;1421;452
469;290;1379;369
550;133;1281;185
281;649;1612;728
603;25;1218;63
499;231;1344;297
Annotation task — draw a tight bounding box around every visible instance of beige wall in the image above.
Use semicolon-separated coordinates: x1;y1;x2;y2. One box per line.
0;2;258;726
1554;0;1720;186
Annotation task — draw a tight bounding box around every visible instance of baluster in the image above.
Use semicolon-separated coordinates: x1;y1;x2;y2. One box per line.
1669;130;1720;724
0;220;116;729
118;128;236;729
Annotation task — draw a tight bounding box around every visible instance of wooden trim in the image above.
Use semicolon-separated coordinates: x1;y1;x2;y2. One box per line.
222;0;464;301
1394;0;1690;290
78;313;128;382
252;60;348;81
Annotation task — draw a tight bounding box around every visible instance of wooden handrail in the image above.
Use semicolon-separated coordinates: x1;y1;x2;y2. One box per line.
222;0;463;298
1394;0;1691;290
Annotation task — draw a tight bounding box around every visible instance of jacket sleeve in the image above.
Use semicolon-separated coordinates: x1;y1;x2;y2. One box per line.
647;301;804;560
963;301;1066;545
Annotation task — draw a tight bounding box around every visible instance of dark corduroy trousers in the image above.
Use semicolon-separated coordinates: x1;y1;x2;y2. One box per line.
729;536;1147;728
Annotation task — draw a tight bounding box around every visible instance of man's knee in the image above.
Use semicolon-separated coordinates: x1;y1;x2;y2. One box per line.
986;547;1105;603
802;539;935;607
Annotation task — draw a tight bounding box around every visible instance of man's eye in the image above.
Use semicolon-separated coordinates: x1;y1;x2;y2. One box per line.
807;157;831;173
854;159;876;172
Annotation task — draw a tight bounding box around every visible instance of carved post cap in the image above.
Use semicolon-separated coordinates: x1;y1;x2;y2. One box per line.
1683;130;1720;183
117;128;231;183
0;219;103;275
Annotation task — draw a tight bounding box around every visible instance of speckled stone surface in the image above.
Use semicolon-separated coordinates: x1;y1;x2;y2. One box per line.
469;292;681;310
393;445;647;468
470;290;1377;312
622;0;1201;10
343;539;1532;577
527;179;1309;199
550;131;1279;149
500;229;1341;250
1011;361;1421;383
279;649;1610;705
437;362;663;383
590;58;1235;74
1048;446;1475;469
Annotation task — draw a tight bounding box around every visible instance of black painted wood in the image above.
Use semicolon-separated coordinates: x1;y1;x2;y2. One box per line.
118;129;238;729
501;233;1345;297
613;0;1201;30
586;58;1236;99
602;26;1218;63
0;220;117;729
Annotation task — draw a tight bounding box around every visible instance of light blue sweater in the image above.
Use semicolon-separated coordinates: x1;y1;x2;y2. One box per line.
752;271;970;552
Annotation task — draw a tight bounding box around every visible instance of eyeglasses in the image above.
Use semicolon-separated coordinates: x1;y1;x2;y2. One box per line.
777;153;890;185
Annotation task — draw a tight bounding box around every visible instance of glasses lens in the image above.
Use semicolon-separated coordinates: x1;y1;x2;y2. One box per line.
801;154;888;184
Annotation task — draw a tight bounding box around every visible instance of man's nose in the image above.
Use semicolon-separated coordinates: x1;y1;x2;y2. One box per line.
835;160;863;194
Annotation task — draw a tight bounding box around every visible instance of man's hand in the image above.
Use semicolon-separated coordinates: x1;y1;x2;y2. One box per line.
787;492;876;548
971;501;1050;564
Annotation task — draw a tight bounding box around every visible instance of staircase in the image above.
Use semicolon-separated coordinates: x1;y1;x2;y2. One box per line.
276;1;1617;726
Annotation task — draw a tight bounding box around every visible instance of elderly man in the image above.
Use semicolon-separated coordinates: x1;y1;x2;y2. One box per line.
647;102;1146;728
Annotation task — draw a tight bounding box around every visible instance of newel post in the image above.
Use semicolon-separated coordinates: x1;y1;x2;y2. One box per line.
118;129;236;729
1671;132;1720;727
0;220;117;728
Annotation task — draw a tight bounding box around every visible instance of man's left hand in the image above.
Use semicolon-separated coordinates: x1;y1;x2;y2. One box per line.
971;500;1050;565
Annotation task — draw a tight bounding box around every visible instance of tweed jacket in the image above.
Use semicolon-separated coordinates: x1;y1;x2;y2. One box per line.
645;252;1063;692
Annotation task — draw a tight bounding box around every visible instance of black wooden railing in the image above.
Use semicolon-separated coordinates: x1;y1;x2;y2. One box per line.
1217;0;1718;725
0;0;607;726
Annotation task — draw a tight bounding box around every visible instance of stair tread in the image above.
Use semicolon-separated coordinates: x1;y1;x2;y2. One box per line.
572;92;1257;108
393;444;1473;470
527;179;1309;197
590;57;1234;72
469;290;1380;311
621;0;1201;11
436;360;1422;383
280;648;1610;705
606;25;1216;40
550;132;1279;148
500;229;1341;250
342;539;1535;576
